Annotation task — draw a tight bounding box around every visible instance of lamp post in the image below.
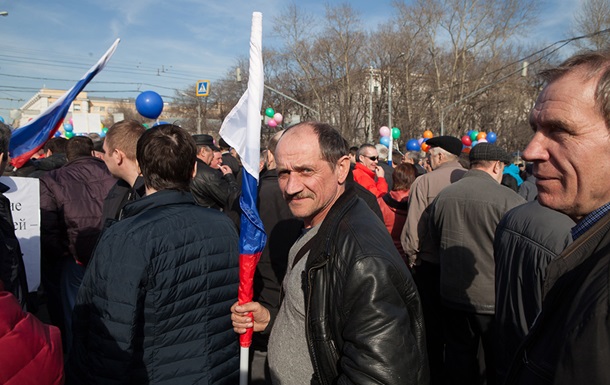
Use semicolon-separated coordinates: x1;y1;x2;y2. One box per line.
388;52;405;165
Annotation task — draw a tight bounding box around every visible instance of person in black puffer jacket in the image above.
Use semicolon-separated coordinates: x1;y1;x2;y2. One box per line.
66;124;239;385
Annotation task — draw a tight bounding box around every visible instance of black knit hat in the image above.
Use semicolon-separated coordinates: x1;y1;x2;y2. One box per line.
469;143;511;164
425;136;462;157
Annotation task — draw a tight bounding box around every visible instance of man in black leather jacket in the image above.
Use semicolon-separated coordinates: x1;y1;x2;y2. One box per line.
190;135;240;217
232;122;429;384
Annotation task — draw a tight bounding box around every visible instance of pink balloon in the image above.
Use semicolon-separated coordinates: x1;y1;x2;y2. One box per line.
268;119;278;128
379;126;390;137
417;138;425;145
273;113;283;124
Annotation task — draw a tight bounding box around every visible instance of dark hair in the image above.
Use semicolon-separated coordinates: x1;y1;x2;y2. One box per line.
0;122;11;157
66;136;94;161
284;121;348;169
267;130;284;156
392;150;403;165
349;146;359;157
392;163;417;191
136;124;196;192
106;120;146;161
540;50;610;128
356;143;376;163
43;137;68;154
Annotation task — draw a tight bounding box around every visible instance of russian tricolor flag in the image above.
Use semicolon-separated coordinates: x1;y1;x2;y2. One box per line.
219;12;267;385
9;39;120;168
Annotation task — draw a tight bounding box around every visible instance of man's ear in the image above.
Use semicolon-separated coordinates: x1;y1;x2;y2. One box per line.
336;155;351;184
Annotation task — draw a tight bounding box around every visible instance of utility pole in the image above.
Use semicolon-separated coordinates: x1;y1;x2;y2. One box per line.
369;66;373;142
388;52;405;165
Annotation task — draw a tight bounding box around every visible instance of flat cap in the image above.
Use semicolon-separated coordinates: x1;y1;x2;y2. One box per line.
469;143;511;164
192;134;220;151
425;136;463;157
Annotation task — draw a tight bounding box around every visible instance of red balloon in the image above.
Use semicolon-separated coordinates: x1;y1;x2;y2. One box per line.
461;135;472;146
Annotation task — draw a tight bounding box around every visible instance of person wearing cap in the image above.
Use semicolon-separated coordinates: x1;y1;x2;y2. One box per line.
352;143;388;198
428;143;525;385
399;135;466;385
218;137;241;177
190;134;240;220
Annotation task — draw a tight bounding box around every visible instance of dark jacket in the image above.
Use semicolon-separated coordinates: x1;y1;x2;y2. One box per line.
101;176;146;225
303;187;429;384
506;210;610;385
0;183;28;309
221;152;241;177
67;190;240;385
39;156;116;266
494;201;574;384
191;159;239;211
253;168;302;350
28;154;68;178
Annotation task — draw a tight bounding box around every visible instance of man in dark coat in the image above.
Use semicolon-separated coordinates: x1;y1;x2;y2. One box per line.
67;124;239;385
39;136;115;348
505;51;610;384
0;122;28;310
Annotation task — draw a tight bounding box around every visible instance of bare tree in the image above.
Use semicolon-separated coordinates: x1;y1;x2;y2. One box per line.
571;0;610;50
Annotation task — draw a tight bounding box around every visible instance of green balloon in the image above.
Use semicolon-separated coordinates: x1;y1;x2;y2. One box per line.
65;131;75;139
143;123;149;128
469;130;479;141
265;107;275;118
392;127;401;139
102;127;109;133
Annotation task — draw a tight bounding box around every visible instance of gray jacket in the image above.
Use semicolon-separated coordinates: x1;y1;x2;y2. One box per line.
429;169;525;314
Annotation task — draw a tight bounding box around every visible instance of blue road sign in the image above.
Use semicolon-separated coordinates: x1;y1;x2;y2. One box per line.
196;80;210;96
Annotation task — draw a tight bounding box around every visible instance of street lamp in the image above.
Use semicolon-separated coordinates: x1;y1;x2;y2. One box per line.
388;52;405;165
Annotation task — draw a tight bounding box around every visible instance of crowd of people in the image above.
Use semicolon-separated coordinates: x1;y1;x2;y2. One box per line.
1;49;610;385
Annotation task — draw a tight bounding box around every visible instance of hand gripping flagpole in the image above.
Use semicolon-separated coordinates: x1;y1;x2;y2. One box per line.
219;12;266;385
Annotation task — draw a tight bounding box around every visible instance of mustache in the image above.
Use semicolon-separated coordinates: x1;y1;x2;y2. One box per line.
286;193;314;200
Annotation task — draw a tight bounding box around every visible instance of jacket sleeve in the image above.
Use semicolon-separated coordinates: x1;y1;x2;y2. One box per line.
39;177;67;262
401;177;426;264
191;169;238;209
353;169;388;198
338;255;427;384
66;233;144;384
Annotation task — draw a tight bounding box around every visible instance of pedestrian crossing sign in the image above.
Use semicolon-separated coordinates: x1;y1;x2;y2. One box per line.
196;80;210;97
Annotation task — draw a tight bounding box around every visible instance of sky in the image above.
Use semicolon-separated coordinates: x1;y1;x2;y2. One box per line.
0;0;582;122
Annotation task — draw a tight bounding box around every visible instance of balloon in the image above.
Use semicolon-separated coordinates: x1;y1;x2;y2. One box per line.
462;146;471;154
268;119;278;128
406;139;420;151
461;135;472;146
478;138;488;143
69;117;73;125
142;123;149;129
102;127;109;133
418;138;425;145
265;107;275;118
54;131;62;138
476;132;487;140
0;116;4;123
379;136;391;147
421;142;430;152
469;130;479;141
471;140;479;147
273;113;283;124
100;131;106;138
136;91;164;119
379;126;390;137
64;123;73;132
392;127;401;139
152;121;169;127
65;131;75;139
423;130;433;139
487;132;497;143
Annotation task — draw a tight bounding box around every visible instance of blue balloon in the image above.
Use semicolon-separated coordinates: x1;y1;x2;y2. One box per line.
64;123;73;132
0;116;4;123
54;131;62;138
136;91;164;119
487;131;497;143
379;136;391;147
406;138;421;151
